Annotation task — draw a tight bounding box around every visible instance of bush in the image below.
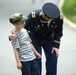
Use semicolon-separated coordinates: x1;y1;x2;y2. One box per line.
62;0;76;24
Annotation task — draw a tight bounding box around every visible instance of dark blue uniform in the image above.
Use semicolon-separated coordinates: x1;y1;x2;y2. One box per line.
24;9;63;75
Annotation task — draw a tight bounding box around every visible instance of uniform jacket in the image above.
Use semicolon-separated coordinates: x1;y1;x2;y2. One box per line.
25;9;63;49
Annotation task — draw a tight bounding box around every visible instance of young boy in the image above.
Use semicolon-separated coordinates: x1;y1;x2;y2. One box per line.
9;13;41;75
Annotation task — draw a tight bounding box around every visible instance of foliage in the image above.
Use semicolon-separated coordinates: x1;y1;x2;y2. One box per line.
62;0;76;24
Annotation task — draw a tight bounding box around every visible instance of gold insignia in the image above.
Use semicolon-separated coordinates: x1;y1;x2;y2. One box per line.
53;22;55;23
54;25;58;28
51;25;53;28
60;15;63;20
32;12;36;18
42;24;43;26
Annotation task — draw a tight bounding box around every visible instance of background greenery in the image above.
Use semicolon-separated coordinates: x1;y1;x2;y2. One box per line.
62;0;76;24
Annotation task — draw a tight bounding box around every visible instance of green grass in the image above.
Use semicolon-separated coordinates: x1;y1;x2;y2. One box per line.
62;0;76;24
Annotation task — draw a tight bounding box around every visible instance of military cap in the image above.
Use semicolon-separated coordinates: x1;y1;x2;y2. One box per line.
40;2;60;21
9;13;27;24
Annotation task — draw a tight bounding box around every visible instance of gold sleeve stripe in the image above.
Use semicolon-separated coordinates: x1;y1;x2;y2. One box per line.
54;40;60;44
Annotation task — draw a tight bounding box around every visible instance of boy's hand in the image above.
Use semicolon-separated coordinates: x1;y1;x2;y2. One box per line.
9;32;17;40
17;62;22;70
36;53;42;59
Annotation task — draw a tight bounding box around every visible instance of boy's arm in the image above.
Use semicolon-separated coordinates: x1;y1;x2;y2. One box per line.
11;38;22;69
14;48;22;69
14;48;20;64
30;43;41;59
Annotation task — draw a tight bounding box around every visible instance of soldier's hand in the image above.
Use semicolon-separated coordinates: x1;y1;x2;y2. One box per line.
9;32;17;40
52;47;59;57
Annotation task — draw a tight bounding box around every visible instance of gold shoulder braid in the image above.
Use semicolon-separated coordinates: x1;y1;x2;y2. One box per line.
32;12;36;18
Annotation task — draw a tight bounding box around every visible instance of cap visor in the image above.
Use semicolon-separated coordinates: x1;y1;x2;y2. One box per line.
21;16;28;22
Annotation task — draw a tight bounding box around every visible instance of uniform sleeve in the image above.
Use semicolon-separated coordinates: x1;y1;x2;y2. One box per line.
26;31;32;43
53;18;63;49
11;39;20;49
24;13;32;30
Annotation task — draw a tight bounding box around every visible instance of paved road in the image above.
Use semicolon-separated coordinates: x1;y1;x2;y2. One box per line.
0;0;76;75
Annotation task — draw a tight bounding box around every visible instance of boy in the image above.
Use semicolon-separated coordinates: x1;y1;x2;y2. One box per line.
9;13;41;75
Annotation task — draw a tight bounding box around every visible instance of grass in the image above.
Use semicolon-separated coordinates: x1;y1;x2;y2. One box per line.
62;0;76;24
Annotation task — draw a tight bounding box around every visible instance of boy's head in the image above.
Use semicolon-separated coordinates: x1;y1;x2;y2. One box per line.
9;13;27;24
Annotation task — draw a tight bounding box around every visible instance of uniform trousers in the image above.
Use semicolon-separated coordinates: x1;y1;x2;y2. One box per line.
31;37;58;75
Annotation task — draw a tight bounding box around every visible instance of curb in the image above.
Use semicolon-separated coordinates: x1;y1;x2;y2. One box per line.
58;0;76;30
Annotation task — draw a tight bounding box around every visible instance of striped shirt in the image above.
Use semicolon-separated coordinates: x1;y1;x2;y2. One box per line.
11;28;36;62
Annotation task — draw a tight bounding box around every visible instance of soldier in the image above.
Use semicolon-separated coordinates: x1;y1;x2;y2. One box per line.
9;2;63;75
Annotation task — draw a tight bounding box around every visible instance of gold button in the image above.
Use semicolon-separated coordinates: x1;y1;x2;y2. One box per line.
51;25;53;27
38;25;40;27
42;24;43;26
53;22;55;23
54;25;58;28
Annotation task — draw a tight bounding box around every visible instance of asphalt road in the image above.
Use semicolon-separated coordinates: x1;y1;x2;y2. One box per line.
0;0;76;75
